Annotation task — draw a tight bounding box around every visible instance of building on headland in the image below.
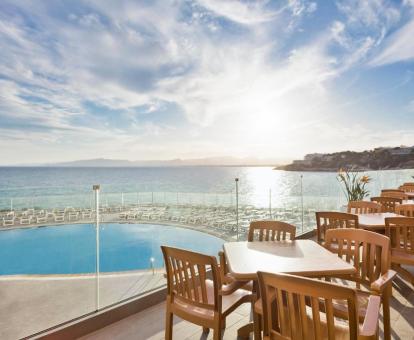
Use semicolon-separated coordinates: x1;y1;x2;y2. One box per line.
278;145;414;171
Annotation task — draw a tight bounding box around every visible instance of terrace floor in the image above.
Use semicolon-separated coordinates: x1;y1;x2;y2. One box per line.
81;272;414;340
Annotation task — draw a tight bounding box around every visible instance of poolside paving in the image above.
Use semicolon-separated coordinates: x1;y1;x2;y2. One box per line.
80;270;414;340
0;271;165;340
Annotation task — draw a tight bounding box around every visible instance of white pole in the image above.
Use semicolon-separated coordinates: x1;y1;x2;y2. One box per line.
235;178;239;241
93;184;100;311
121;192;124;209
10;198;13;211
269;188;272;219
300;175;304;233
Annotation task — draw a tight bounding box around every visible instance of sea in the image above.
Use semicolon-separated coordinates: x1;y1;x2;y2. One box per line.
0;166;413;211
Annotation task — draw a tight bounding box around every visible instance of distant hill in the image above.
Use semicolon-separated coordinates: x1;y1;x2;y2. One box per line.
41;157;279;167
277;146;414;172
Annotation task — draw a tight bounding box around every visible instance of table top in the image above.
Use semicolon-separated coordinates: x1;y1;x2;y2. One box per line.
357;212;402;229
223;240;356;281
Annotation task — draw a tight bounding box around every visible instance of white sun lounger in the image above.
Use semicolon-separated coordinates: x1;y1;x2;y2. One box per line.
3;217;15;226
20;216;32;225
54;214;65;222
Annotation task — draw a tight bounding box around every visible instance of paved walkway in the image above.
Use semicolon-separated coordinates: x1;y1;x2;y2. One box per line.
0;271;165;340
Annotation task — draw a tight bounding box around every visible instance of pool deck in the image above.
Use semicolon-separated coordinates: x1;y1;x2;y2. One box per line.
0;270;166;339
81;271;414;340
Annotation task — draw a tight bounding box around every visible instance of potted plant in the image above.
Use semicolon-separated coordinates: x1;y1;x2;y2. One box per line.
337;168;371;207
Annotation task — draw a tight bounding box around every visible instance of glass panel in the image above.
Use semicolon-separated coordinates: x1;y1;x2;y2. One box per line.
0;190;97;339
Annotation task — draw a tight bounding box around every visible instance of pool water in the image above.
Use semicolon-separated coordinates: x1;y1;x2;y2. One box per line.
0;223;224;275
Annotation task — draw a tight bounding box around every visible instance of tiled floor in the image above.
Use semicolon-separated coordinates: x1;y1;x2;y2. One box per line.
81;274;414;340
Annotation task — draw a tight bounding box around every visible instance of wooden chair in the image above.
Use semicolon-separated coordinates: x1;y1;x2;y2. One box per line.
220;220;297;336
385;217;414;285
325;228;396;340
395;204;414;217
347;201;382;214
370;196;402;213
219;220;296;283
380;189;408;200
257;271;381;340
248;220;296;242
400;183;414;191
162;246;252;340
315;212;358;245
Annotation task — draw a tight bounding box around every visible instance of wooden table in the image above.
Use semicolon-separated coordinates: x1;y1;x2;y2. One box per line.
224;240;356;280
357;212;402;230
224;240;356;338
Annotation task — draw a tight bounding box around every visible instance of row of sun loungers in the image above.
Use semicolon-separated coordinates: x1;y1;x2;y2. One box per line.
0;203;317;232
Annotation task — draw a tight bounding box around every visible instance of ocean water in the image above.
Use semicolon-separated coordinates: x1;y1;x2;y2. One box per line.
0;166;413;210
0;223;224;275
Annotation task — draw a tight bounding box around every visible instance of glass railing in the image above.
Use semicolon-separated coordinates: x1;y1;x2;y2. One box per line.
1;168;411;338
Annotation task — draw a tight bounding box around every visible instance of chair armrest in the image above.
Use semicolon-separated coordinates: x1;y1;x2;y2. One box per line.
370;270;397;293
220;280;251;296
360;295;381;338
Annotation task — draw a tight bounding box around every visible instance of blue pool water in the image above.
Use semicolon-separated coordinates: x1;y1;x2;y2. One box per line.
0;223;224;275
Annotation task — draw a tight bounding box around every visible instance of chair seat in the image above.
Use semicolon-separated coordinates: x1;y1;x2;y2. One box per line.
174;279;251;320
331;289;371;322
391;249;414;266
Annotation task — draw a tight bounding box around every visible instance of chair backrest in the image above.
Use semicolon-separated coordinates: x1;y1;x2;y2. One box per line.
258;271;359;340
380;189;409;200
347;201;381;214
395;204;414;217
385;217;414;255
370;196;402;212
399;184;414;192
248;220;296;242
325;228;390;286
161;246;220;312
315;212;359;244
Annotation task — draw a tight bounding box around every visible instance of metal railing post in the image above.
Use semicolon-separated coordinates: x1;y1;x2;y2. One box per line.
93;184;100;311
269;188;272;219
235;178;239;241
300;175;304;233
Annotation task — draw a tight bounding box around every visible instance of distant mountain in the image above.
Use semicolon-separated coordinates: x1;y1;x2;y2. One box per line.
277;145;414;171
41;157;279;167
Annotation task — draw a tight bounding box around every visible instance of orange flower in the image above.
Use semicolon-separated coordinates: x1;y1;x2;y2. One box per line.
360;175;370;183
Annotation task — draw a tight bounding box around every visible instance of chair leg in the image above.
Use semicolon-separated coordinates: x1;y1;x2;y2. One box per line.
382;286;392;340
165;308;173;340
213;319;222;340
253;311;261;340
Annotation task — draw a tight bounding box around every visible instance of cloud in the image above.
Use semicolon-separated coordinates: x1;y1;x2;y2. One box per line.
370;17;414;66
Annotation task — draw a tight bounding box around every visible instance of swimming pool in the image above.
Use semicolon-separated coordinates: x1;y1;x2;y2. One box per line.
0;223;224;275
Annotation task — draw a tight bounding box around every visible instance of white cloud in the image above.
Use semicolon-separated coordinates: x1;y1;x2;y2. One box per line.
195;0;280;25
370;17;414;66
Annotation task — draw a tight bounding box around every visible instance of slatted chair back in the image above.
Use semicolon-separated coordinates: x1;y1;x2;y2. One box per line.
399;184;414;192
258;271;360;340
347;201;381;214
385;217;414;255
395;204;414;217
381;189;409;200
315;212;358;244
248;220;296;242
370;196;402;212
325;228;390;286
162;246;221;313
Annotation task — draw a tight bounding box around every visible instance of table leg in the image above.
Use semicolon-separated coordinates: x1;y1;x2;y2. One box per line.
237;280;261;339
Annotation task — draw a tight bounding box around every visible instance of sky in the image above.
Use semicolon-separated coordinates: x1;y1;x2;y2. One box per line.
0;0;414;165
